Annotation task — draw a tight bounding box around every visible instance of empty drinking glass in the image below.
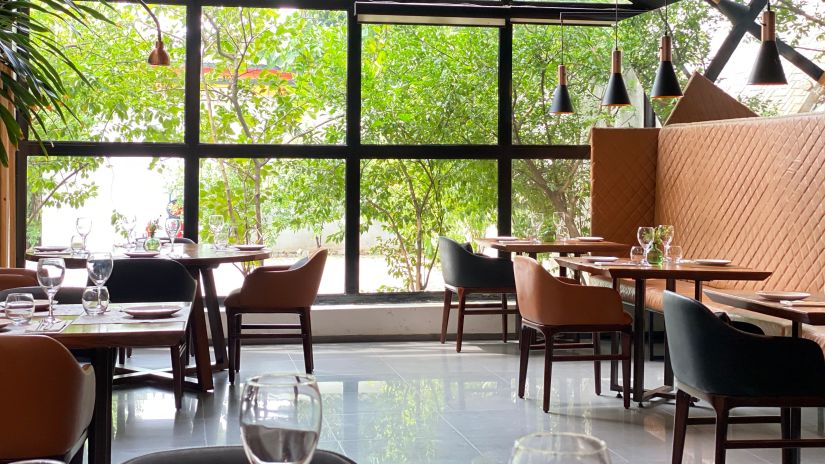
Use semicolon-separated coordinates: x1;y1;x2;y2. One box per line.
124;215;137;249
241;374;322;464
658;225;674;261
4;293;35;325
637;227;655;267
630;246;645;264
76;217;92;250
87;252;113;290
70;235;85;256
668;245;684;264
165;218;181;255
510;432;611;464
556;225;570;242
37;258;65;323
82;286;110;316
208;215;225;246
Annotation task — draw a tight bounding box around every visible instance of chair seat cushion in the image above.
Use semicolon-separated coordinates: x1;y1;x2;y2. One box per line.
590;276;791;336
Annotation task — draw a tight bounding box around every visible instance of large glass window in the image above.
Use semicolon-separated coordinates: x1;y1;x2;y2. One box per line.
359;159;497;292
200;8;347;144
361;25;498;144
33;3;186;142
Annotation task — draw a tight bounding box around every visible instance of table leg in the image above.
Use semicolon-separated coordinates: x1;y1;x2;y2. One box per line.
88;348;114;464
781;322;802;464
610;278;620;392
188;269;215;391
201;267;228;366
694;281;703;301
633;279;646;403
663;279;676;388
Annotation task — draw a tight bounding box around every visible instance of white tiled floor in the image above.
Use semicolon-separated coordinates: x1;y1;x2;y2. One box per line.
111;341;825;463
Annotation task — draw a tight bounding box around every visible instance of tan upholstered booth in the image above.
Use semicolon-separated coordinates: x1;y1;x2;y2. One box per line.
591;112;825;344
0;335;95;463
0;268;38;292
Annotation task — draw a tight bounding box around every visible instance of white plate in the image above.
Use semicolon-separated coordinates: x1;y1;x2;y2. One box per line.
583;256;619;263
576;237;604;242
34;245;68;252
124;251;160;258
0;319;12;330
231;244;266;251
122;304;182;319
694;259;732;266
757;291;810;302
487;236;519;241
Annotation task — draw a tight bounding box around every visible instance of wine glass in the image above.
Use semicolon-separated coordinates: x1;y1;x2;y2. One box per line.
165;218;181;256
658;225;675;261
208;215;225;246
637;227;655;267
240;373;322;464
124;215;137;249
553;212;566;230
510;432;611;464
87;252;113;290
37;258;65;323
76;217;92;250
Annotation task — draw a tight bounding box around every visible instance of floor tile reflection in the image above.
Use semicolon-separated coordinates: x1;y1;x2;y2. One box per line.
111;341;825;463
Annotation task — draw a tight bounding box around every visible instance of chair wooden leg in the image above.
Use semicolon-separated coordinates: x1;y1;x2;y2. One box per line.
456;289;467;353
127;347;132;358
593;331;601;396
714;401;730;464
170;345;183;409
648;312;656;361
621;331;631;409
227;312;237;385
518;326;531;399
118;347;126;364
672;389;690;464
441;289;452;344
501;294;508;343
542;329;555;413
235;314;243;372
300;309;314;373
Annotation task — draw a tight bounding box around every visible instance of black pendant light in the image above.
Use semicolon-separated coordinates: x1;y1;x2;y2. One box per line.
651;0;682;98
550;17;574;114
602;0;631;107
748;1;787;85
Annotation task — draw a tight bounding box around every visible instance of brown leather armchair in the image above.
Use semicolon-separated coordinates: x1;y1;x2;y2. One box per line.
0;268;38;292
0;335;95;463
513;256;632;412
225;248;328;384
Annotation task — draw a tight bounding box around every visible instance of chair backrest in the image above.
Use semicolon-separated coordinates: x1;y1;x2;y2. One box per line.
438;236;514;288
175;237;196;244
236;248;328;309
0;336;95;459
0;286;84;304
106;258;196;303
0;268;38;292
513;256;625;326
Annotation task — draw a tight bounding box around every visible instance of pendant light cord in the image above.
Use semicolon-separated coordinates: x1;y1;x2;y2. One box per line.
560;14;565;65
614;0;619;50
664;0;669;37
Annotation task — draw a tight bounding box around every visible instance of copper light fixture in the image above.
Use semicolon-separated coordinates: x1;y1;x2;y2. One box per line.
748;2;786;85
138;0;170;66
602;0;631;107
550;17;574;114
651;0;682;98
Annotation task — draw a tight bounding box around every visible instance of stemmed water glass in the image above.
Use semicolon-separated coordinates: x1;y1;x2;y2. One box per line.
510;432;611;464
637;227;655;267
553;212;570;242
658;225;674;261
76;217;92;250
240;373;322;464
87;252;113;291
37;258;65;323
208;215;225;247
124;215;137;249
165;218;181;256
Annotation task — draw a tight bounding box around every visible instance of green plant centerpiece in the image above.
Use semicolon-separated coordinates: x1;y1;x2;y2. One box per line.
143;219;160;251
647;225;667;265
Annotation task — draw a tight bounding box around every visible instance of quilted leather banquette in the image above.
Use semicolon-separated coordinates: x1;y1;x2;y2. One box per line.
590;113;825;346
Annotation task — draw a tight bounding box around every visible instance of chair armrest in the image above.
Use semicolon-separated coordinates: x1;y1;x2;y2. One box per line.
452;252;515;288
557;277;580;286
251;264;291;273
557;282;627;325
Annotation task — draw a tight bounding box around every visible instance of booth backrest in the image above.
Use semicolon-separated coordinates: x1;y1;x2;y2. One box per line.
655;113;825;292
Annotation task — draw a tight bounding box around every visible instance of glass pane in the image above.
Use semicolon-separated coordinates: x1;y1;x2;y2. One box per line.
201;8;347;144
198;158;345;295
361;25;498;144
360;159;497;292
512;159;591;241
26;156;184;285
33;4;186;142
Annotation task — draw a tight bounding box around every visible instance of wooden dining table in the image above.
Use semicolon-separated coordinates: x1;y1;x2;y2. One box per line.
554;257;773;404
0;303;196;464
25;243;271;372
705;289;825;464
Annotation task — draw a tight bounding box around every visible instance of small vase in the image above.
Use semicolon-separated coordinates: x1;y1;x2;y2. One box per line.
647;244;664;265
144;236;161;252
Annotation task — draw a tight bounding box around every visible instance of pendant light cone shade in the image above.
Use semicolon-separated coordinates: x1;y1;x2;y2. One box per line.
651;35;682;98
602;50;631;106
748;9;786;85
148;40;171;66
550;65;574;114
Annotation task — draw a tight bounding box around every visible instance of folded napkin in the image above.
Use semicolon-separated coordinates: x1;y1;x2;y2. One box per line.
25;319;69;333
